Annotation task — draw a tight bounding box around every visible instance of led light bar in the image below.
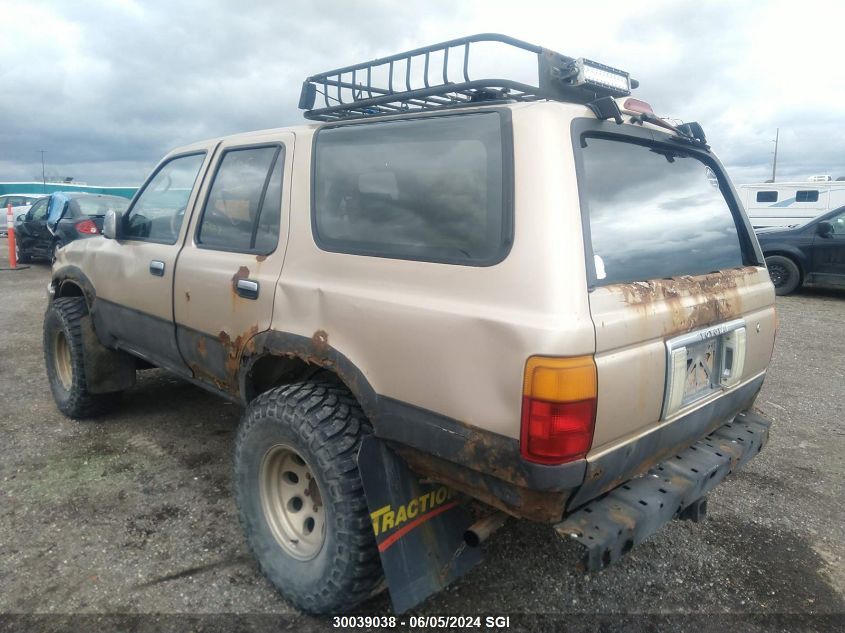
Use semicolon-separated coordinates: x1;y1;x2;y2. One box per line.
573;58;631;95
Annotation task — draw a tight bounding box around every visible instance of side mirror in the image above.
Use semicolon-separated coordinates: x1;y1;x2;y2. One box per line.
816;221;834;238
103;208;124;240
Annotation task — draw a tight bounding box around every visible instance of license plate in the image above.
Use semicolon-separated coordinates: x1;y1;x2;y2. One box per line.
662;319;747;419
683;337;718;401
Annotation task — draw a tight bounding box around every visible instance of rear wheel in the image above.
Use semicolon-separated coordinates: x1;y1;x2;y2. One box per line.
234;381;382;613
765;255;801;296
43;297;120;418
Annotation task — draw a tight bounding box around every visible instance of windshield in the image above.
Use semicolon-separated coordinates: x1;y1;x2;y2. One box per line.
71;196;130;217
580;137;746;285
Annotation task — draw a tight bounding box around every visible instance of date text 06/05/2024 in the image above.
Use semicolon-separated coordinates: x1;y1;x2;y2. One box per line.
332;615;511;628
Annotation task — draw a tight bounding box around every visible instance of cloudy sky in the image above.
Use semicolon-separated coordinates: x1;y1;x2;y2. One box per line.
2;0;843;187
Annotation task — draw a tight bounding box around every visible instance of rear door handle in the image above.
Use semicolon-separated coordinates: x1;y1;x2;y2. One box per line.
236;278;259;300
149;260;165;276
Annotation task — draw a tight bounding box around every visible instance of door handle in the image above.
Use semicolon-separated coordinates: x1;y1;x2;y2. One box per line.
149;260;165;276
235;278;259;300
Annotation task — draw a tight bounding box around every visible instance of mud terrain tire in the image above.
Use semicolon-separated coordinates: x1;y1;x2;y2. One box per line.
43;297;120;418
234;381;383;613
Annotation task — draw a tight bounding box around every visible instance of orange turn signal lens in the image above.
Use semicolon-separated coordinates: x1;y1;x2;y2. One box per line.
522;355;597;402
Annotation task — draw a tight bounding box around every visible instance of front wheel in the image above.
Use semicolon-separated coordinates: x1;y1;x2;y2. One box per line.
15;240;30;263
234;381;383;614
43;297;120;418
765;255;801;296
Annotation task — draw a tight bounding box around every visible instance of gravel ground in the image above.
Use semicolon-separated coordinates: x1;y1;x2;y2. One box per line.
0;240;842;632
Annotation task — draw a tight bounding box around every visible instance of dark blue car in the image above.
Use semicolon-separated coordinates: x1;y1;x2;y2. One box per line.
756;205;845;295
14;192;130;263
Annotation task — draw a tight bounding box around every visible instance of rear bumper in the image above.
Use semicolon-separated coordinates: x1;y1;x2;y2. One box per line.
555;410;770;571
569;373;765;509
384;374;765;522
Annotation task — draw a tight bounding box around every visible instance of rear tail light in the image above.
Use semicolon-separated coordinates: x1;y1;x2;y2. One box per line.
520;355;597;464
75;219;99;235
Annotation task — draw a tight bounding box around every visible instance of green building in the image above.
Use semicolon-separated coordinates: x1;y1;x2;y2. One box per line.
0;181;138;199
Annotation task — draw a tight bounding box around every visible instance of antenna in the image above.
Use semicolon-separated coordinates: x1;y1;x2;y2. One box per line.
39;150;47;189
770;129;778;183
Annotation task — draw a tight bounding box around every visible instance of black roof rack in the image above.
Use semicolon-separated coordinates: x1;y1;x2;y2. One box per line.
299;33;639;121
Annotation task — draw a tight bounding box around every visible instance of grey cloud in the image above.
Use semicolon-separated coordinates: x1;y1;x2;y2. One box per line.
1;0;841;187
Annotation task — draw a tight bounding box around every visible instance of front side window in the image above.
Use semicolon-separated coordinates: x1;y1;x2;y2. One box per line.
756;191;778;203
580;137;747;285
197;145;283;253
125;152;206;243
29;198;49;221
826;210;845;235
313;112;508;265
796;190;819;203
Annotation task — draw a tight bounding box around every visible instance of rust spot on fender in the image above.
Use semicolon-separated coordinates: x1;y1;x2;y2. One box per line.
256;254;267;262
219;326;260;379
397;447;568;523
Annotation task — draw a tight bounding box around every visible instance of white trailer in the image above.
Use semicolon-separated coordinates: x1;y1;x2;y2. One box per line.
738;178;845;228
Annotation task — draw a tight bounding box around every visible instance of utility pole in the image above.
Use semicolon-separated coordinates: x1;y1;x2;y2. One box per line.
39;150;47;190
771;128;779;183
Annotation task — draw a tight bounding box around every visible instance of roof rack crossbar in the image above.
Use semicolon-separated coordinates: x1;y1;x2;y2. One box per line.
300;33;635;121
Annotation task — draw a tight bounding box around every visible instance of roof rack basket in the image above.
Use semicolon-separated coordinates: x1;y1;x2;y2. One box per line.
299;33;638;121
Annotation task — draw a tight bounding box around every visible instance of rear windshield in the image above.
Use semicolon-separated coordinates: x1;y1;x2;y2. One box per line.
71;196;130;217
580;137;745;285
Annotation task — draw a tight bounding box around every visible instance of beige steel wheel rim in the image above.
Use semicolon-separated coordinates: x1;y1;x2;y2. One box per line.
53;330;73;391
259;444;326;561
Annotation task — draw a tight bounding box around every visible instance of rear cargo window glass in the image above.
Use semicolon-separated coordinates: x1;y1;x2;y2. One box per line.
756;191;778;203
580;137;745;285
796;190;819;202
313;112;507;265
71;197;129;217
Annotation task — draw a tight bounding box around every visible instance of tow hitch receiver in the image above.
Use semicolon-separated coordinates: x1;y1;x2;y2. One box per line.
555;411;770;572
357;436;482;613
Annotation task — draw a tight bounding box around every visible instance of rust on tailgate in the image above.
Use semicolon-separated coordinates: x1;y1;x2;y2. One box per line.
612;266;760;337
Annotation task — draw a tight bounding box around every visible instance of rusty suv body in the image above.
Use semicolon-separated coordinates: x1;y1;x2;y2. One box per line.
50;97;776;524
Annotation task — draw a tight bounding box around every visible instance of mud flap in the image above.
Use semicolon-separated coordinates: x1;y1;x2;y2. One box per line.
357;436;482;613
80;314;136;394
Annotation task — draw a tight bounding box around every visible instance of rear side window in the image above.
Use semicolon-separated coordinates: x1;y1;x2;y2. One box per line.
756;191;778;203
580;137;746;285
313;112;508;265
197;145;284;254
71;197;129;217
796;190;819;202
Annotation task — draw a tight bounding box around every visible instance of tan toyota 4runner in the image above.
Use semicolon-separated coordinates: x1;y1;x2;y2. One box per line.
44;35;776;613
